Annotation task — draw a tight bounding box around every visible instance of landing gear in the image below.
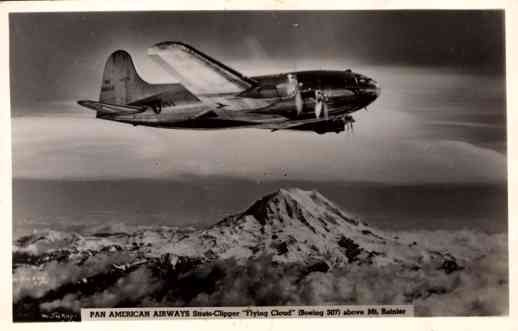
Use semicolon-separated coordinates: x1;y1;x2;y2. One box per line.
343;115;355;132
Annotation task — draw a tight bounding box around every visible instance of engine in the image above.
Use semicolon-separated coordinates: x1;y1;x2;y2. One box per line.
291;116;354;134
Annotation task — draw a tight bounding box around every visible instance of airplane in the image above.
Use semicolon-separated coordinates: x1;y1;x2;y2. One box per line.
77;41;380;134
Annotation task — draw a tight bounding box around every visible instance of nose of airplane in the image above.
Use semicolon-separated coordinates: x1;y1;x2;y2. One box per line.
374;81;381;98
366;78;381;100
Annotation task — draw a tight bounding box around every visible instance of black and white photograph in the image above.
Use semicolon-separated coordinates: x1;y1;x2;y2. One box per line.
9;9;508;322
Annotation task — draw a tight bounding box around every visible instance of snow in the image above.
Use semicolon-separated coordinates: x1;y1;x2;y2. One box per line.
14;188;497;272
12;188;507;318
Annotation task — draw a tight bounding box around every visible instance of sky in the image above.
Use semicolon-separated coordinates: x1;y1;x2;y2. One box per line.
9;11;508;234
10;11;505;108
10;11;506;183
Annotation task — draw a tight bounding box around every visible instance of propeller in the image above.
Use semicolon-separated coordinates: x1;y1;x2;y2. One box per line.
286;74;305;116
295;90;303;116
353;76;361;95
314;90;329;119
323;101;329;119
345;69;361;95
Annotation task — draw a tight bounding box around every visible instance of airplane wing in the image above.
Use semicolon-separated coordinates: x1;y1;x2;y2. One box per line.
264;115;355;134
260;117;337;131
148;41;257;97
189;109;219;120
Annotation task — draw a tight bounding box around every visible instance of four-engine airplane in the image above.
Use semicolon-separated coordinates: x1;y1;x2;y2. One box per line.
78;42;380;134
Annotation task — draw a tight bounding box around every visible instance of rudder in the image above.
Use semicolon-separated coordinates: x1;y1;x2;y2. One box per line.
99;50;154;105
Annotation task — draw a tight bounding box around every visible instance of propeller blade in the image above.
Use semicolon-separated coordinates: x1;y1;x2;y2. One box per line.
315;100;322;118
295;90;303;116
314;89;327;118
353;76;360;95
287;74;298;97
323;101;328;119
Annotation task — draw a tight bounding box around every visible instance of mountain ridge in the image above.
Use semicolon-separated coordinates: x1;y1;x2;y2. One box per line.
15;187;463;271
12;187;507;321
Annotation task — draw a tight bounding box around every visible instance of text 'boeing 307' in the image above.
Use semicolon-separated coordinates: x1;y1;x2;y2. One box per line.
78;42;380;134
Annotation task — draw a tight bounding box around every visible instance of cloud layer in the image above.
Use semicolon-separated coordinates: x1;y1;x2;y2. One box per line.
14;230;508;317
12;114;506;183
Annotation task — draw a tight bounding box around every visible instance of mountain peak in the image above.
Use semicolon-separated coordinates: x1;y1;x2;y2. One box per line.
242;187;359;228
14;187;472;285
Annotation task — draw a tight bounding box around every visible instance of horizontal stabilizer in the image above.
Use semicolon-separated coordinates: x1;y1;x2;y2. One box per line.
77;100;147;115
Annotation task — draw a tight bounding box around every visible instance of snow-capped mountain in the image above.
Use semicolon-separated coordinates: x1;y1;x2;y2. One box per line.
153;188;464;271
14;188;464;271
13;188;506;321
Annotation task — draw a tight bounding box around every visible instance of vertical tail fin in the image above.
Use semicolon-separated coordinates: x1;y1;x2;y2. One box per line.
99;50;167;105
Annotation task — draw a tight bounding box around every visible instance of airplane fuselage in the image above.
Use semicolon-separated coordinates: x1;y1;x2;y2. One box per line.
96;70;380;130
78;43;381;134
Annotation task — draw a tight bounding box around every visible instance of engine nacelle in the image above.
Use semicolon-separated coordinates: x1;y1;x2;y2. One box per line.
291;116;354;134
312;118;347;134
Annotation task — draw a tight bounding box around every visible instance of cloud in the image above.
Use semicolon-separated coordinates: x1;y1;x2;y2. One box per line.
171;238;508;316
12;115;506;183
81;267;162;308
13;251;134;302
14;229;507;317
35;267;162;314
28;253;508;316
12;64;506;183
182;230;507;316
